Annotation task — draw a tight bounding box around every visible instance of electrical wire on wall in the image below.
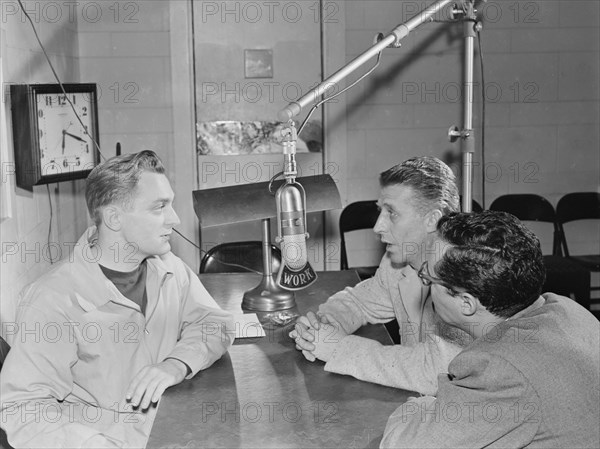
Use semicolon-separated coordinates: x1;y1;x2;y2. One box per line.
16;0;106;266
46;185;54;264
16;0;255;273
16;0;105;162
15;0;269;274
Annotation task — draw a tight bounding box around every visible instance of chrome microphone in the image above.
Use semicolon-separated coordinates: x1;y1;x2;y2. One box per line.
275;122;317;290
276;181;308;270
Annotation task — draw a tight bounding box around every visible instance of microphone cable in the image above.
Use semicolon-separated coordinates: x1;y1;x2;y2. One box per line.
269;49;383;189
172;228;262;275
16;0;106;163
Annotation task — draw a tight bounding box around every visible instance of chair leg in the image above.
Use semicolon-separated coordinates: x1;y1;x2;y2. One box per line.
574;270;591;310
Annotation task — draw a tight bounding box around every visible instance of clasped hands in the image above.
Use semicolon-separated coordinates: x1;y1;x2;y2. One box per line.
289;311;348;363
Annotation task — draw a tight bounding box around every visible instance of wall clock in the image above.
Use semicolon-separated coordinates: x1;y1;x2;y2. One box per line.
10;83;100;189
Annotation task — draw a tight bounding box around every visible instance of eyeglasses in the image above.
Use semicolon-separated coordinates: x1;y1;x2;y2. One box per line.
417;261;451;288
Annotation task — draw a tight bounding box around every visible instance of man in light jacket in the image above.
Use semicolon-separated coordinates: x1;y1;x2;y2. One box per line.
291;157;472;395
381;210;600;448
1;150;234;448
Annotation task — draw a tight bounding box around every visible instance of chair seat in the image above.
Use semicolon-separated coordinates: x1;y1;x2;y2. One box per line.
542;256;590;308
568;255;600;271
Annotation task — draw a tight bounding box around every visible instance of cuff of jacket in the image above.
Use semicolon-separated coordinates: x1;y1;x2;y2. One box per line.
324;334;371;378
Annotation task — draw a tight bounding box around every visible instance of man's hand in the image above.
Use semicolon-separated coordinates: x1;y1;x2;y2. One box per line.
125;358;188;410
289;311;347;363
289;311;327;361
306;321;348;363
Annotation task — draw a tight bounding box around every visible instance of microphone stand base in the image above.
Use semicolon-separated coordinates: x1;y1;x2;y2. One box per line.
242;274;296;311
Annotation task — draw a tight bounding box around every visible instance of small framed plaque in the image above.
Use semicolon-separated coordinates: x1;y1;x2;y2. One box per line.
244;49;273;79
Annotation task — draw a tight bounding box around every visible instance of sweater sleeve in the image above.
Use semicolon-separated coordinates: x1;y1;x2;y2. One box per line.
324;331;464;396
318;260;397;334
381;351;541;448
317;259;470;395
164;262;235;377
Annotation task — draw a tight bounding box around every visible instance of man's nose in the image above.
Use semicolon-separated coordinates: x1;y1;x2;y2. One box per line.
373;212;386;234
167;206;181;227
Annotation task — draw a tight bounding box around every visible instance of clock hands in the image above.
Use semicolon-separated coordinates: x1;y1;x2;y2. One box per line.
63;130;86;142
61;129;86;155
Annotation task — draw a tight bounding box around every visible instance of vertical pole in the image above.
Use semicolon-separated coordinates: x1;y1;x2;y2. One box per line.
461;1;476;213
261;218;273;276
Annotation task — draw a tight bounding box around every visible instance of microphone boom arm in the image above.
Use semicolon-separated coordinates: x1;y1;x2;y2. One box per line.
277;0;454;121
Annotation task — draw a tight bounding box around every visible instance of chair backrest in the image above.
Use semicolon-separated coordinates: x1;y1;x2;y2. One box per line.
339;200;380;270
200;241;282;274
489;194;556;222
556;192;600;223
489;194;561;255
556;192;600;257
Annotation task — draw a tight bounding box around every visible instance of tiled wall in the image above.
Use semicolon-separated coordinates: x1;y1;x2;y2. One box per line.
77;0;173;163
1;3;88;334
342;0;600;271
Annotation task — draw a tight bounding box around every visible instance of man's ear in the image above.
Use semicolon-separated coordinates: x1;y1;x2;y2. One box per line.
459;292;478;317
101;206;122;232
425;209;443;232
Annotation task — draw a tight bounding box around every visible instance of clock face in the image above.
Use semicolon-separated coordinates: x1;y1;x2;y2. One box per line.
36;92;96;176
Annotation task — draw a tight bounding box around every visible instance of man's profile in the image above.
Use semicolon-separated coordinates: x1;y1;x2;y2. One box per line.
291;156;473;395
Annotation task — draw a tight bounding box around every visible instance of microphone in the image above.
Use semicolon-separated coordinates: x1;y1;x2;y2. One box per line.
275;123;317;290
276;181;308;270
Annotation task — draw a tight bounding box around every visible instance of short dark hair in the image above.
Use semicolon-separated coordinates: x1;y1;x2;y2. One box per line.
435;211;546;318
85;150;166;226
379;157;459;215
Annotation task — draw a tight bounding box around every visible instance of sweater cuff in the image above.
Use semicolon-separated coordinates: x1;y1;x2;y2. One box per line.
324;334;365;376
163;357;191;377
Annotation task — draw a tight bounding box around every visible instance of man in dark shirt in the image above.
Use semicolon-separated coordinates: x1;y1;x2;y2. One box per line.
1;150;234;448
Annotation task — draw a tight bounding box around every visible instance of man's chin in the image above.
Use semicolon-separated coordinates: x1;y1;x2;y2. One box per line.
385;249;402;263
158;243;172;255
147;242;171;258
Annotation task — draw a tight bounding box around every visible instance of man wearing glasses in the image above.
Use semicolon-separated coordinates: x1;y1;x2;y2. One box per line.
291;157;473;395
382;210;600;448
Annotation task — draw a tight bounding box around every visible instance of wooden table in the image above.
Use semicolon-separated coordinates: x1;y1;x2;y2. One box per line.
146;271;411;448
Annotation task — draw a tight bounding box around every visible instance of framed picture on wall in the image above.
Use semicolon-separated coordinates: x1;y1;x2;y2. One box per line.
244;49;273;79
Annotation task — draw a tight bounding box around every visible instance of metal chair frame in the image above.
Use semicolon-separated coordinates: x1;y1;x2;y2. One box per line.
490;194;591;307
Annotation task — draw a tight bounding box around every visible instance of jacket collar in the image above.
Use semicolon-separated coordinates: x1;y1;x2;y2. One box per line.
508;296;546;321
71;227;173;312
